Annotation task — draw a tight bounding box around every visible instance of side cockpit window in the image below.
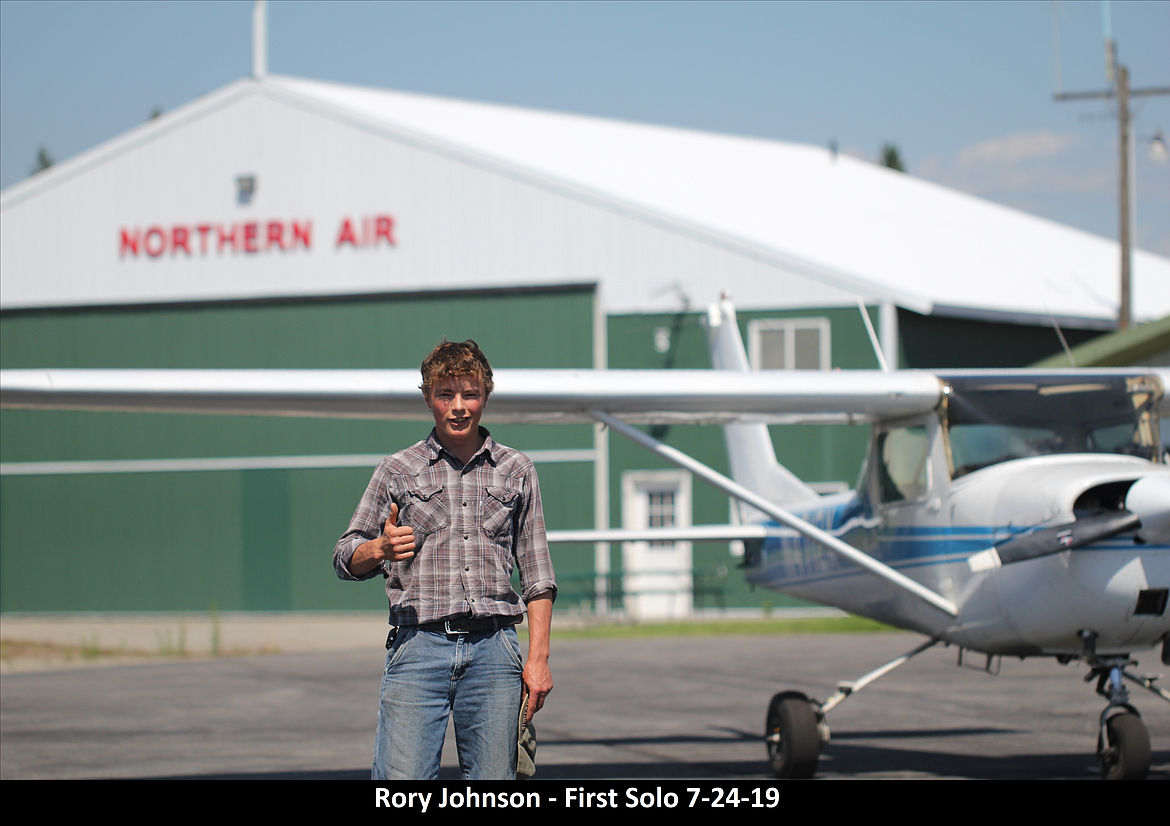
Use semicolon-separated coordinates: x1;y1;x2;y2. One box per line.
877;426;930;503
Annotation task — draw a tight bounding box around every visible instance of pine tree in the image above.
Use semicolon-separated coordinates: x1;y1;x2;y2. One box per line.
880;143;905;172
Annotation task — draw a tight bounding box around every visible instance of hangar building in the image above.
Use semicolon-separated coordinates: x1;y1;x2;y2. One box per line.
4;72;1169;617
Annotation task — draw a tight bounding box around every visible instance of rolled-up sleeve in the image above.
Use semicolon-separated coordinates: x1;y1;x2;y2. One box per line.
334;460;393;582
513;464;557;605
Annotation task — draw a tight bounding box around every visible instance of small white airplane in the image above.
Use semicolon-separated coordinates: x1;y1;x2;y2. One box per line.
2;298;1168;779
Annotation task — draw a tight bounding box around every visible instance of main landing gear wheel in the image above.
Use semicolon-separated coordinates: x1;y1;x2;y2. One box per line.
761;640;941;779
766;691;820;778
1099;712;1150;780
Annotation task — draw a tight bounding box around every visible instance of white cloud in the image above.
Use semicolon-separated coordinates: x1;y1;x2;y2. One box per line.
913;128;1170;256
954;130;1078;167
918;129;1107;196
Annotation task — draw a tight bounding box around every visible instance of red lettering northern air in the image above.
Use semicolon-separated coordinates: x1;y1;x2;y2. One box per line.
119;215;395;259
118;218;317;258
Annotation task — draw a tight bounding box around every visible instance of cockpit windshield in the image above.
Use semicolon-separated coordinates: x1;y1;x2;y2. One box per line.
942;374;1163;480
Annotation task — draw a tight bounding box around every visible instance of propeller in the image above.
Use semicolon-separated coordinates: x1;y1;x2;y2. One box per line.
967;473;1170;571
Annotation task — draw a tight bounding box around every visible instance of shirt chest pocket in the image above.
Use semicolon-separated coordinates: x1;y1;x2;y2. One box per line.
402;484;447;535
481;485;521;537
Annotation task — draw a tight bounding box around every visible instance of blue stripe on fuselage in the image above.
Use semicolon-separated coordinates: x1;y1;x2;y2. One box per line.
746;496;1166;588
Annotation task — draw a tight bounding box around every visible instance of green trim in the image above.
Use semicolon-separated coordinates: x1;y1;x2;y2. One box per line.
1031;315;1170;368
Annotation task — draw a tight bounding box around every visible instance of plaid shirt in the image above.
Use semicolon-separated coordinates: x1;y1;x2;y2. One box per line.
334;428;556;626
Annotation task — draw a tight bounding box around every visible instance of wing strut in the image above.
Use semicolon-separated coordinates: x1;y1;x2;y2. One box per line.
591;410;959;618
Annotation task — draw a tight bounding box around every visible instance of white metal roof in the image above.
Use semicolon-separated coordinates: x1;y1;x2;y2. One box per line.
3;74;1167;322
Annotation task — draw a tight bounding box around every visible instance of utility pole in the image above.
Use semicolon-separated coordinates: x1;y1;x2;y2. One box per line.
1055;42;1169;331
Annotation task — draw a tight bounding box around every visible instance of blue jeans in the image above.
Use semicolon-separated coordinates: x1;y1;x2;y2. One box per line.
372;625;523;780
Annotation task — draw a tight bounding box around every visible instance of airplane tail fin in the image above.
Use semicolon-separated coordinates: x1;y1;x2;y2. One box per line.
705;299;821;509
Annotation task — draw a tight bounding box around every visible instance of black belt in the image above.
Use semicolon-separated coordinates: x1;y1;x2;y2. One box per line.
413;616;519;635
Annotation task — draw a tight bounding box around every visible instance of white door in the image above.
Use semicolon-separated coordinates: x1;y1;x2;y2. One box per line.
622;470;692;619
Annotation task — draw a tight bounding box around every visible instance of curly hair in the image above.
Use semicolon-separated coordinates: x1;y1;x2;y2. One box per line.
419;339;494;400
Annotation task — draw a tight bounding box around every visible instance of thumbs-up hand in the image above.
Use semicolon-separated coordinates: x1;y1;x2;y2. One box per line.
379;502;416;562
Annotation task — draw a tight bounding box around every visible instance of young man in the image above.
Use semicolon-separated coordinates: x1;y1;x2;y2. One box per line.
333;340;555;780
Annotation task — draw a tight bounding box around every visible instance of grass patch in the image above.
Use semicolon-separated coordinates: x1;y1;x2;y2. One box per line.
521;615;897;641
1;638;141;664
0;637;280;669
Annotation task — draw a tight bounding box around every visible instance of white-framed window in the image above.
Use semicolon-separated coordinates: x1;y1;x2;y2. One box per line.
748;318;831;370
622;470;692;545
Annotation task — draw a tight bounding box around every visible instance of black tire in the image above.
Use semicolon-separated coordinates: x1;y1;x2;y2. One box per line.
765;691;820;778
1100;713;1150;780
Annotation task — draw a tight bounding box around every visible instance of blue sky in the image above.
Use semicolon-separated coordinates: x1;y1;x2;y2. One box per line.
2;0;1167;253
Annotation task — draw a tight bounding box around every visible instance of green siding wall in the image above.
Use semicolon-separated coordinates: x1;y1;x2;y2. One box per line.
1;287;597;612
0;288;596;369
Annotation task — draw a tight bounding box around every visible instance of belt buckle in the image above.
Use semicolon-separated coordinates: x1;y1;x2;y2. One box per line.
443;620;469;636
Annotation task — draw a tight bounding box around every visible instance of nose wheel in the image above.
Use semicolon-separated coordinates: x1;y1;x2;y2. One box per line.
1086;652;1161;780
1099;711;1150;780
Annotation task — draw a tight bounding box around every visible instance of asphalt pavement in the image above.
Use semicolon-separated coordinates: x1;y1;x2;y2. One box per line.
2;630;1167;779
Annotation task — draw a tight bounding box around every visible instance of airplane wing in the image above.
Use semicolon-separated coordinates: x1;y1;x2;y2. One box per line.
0;367;945;424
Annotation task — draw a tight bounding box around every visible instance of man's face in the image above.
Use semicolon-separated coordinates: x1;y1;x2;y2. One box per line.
426;374;486;453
